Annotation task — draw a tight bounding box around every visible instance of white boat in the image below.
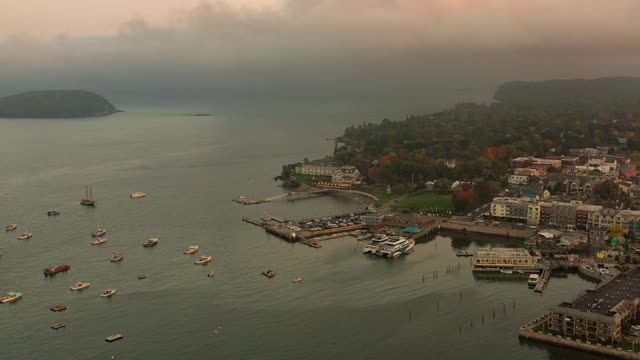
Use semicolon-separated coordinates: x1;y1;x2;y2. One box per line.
362;235;390;254
0;292;22;304
292;277;302;283
194;255;212;265
183;246;199;255
376;237;415;258
528;274;540;287
100;289;117;298
130;192;147;199
17;232;32;240
143;238;158;247
5;224;17;232
69;282;90;291
92;229;107;237
91;238;107;245
110;253;124;262
500;268;513;275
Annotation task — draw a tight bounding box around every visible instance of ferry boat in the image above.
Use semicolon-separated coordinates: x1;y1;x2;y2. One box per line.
44;264;71;276
80;185;96;206
5;224;17;232
262;269;277;278
143;238;158;247
362;235;390;254
0;292;22;304
91;238;107;245
376;237;415;258
91;228;107;237
456;250;473;257
47;210;60;216
194;255;212;265
110;253;124;262
183;246;199;255
69;282;90;291
100;289;117;298
17;232;32;240
129;192;146;199
528;274;540;287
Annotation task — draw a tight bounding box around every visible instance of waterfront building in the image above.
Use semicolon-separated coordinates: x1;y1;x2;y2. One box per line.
295;164;336;177
545;267;640;343
587;208;640;236
527;203;541;225
549;201;579;230
490;197;530;221
575;204;602;230
473;247;541;270
362;214;385;228
331;166;362;185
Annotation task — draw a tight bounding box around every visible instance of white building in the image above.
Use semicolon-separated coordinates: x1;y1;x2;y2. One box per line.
509;174;530;185
295;164;336;177
331;166;362;185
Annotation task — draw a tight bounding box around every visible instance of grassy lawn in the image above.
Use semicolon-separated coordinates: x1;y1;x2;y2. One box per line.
392;191;454;212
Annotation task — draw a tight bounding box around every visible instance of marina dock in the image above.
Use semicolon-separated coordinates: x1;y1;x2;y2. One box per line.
534;264;551;293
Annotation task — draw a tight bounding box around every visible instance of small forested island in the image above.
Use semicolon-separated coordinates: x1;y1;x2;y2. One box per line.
0;90;120;118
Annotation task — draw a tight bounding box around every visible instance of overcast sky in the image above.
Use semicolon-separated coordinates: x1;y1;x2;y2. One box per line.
2;0;640;106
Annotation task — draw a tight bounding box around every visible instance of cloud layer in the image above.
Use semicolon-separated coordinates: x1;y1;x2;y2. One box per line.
2;0;640;105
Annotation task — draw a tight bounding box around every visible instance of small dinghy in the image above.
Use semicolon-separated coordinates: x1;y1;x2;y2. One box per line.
194;255;212;265
91;238;107;245
100;289;117;298
17;232;32;240
292;277;302;283
184;245;199;255
143;238;158;247
69;282;90;291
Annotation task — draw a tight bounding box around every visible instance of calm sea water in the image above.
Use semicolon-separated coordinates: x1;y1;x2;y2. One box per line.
0;106;605;360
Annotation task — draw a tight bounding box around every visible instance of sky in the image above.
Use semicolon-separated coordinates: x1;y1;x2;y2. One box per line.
2;0;640;107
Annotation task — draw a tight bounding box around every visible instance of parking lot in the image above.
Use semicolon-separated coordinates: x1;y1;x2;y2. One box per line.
296;213;363;232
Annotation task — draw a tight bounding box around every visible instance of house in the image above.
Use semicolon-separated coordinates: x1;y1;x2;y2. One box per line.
445;159;456;169
509;174;529;185
331;166;362;185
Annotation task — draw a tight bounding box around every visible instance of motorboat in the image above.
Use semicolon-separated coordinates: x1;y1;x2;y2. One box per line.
528;274;540;287
207;272;215;277
129;192;146;199
105;334;123;342
91;238;107;245
0;292;22;304
92;228;107;237
17;232;32;240
362;235;390;254
500;268;513;275
376;237;415;258
50;323;66;330
100;289;117;298
50;304;67;312
110;253;124;262
5;224;17;232
69;282;90;291
292;277;302;283
262;269;277;278
194;255;213;265
143;238;158;247
261;215;272;222
44;264;71;276
47;210;61;216
183;245;199;255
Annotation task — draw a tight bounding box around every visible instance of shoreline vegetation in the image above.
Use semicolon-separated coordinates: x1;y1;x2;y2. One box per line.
278;76;640;214
0;90;120;118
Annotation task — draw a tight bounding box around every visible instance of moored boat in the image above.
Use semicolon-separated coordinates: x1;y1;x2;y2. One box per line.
292;277;302;283
194;255;212;265
80;185;96;206
261;215;272;222
362;235;389;254
44;264;71;276
47;210;60;216
91;228;107;237
528;273;540;287
0;292;22;304
137;274;147;280
143;238;158;247
207;272;215;277
110;253;124;262
17;232;32;240
129;192;146;199
183;245;199;255
105;334;123;342
500;268;513;275
100;289;117;298
262;269;277;278
50;322;66;330
69;282;90;291
50;304;67;312
456;250;473;257
91;237;107;245
375;237;415;258
5;224;17;232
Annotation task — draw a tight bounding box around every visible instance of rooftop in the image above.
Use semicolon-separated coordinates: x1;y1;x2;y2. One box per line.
567;267;640;317
475;247;535;258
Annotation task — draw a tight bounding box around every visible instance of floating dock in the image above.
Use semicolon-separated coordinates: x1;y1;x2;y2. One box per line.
105;334;124;343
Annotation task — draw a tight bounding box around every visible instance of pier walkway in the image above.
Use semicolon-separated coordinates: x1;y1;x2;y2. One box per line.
233;188;379;206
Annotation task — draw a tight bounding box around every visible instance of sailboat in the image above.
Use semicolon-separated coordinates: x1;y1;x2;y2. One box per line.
81;185;96;206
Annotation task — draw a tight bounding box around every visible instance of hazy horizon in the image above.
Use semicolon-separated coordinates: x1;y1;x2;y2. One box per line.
2;1;640;107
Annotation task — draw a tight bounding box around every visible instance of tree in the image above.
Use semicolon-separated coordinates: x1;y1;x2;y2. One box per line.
594;179;621;200
475;180;501;203
452;190;479;212
437;178;452;192
608;224;626;239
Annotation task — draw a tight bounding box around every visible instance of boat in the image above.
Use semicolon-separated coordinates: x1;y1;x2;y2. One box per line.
356;233;373;241
500;268;513;275
50;322;66;330
80;185;96;206
137;275;147;280
143;238;158;247
44;264;71;276
47;210;60;216
528;274;540;287
91;238;107;245
183;245;199;255
17;232;32;240
262;269;277;278
100;289;117;298
0;292;22;304
105;334;124;343
292;277;302;283
456;250;473;257
375;237;415;257
362;235;390;254
50;304;67;312
110;253;124;262
194;255;212;265
69;282;90;291
91;228;107;237
4;224;17;232
261;215;272;222
207;272;215;277
130;192;146;199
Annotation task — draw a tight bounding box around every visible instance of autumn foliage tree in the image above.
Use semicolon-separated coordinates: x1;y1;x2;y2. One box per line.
452;189;479;212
